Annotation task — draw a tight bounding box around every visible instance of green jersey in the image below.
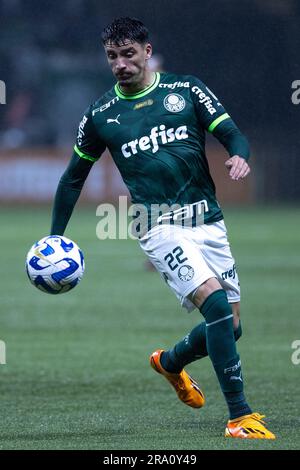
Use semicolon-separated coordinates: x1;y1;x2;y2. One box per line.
73;72;249;233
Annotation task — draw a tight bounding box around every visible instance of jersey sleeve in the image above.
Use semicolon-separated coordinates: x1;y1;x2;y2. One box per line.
50;152;93;235
190;76;230;132
74;105;106;162
190;76;250;160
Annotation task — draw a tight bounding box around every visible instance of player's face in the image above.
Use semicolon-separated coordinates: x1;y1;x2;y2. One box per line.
104;41;152;88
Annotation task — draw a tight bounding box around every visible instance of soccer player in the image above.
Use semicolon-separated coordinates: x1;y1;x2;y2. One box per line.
51;17;275;439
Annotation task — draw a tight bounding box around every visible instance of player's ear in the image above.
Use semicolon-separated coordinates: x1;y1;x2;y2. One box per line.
145;43;152;60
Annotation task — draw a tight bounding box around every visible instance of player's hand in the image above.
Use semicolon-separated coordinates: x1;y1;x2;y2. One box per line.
225;155;250;181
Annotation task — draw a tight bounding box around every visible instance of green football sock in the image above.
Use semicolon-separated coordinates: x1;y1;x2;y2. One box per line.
199;289;242;392
200;290;251;418
160;290;250;419
161;318;242;373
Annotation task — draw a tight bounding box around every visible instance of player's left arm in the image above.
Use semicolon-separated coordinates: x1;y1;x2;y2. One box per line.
224;155;250;181
190;76;250;181
212;120;250;181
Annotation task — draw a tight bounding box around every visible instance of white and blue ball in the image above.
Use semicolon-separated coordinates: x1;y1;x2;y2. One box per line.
26;235;85;294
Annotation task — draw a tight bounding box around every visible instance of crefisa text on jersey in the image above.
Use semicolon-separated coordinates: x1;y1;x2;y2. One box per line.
121;124;188;158
77;115;88;145
159;81;190;89
191;86;217;115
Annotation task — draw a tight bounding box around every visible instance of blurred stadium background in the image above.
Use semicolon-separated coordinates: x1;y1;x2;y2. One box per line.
0;0;300;450
1;0;300;204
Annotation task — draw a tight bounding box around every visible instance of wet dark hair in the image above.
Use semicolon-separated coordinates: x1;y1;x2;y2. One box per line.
101;17;149;46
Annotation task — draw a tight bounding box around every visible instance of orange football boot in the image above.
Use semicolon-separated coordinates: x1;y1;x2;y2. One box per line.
225;412;276;439
150;349;205;408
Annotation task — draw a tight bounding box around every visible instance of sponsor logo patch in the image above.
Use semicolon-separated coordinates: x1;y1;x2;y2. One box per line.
134;99;154;110
92;96;120;115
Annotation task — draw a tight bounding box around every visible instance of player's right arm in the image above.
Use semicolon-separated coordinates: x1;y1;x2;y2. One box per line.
50;106;106;235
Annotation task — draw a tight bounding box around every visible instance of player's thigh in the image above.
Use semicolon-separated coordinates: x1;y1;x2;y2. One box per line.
200;220;241;304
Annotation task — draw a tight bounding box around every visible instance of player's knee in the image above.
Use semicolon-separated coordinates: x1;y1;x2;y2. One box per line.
231;302;240;330
191;277;222;308
234;321;242;341
231;302;242;340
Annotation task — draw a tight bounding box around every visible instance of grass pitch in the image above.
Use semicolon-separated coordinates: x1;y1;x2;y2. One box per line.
0;206;299;450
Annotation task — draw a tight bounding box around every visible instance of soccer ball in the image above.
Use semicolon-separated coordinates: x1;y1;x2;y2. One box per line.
26;235;85;294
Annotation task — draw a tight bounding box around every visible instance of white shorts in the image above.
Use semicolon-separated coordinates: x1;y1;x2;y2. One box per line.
139;220;240;312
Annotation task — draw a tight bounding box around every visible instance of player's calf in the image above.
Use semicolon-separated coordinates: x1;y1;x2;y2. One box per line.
200;288;252;420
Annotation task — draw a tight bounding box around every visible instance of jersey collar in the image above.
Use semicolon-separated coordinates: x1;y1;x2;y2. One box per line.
115;72;160;100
